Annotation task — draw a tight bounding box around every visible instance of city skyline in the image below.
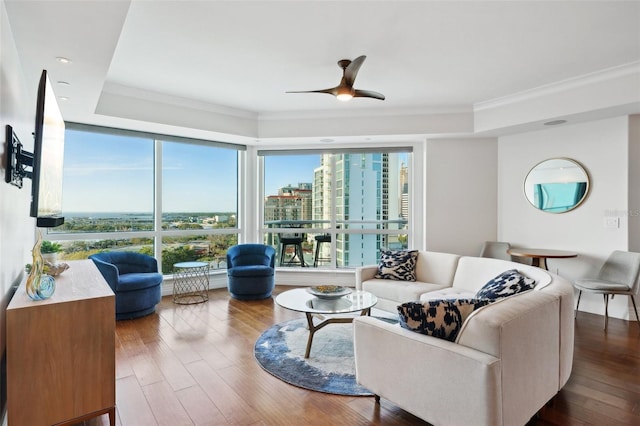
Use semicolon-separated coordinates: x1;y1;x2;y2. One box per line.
264;155;319;197
264;153;410;266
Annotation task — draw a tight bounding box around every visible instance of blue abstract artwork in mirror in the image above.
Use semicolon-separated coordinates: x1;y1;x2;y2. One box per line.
524;158;590;213
533;182;588;213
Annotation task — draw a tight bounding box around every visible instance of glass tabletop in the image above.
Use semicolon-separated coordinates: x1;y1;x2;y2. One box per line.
173;261;209;269
275;288;377;314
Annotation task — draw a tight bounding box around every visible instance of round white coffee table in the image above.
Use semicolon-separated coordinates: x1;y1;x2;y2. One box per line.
275;288;377;358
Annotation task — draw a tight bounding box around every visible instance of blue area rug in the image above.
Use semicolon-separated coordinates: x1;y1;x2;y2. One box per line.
254;317;375;396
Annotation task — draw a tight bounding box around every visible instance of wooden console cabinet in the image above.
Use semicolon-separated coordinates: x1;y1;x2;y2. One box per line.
7;259;116;426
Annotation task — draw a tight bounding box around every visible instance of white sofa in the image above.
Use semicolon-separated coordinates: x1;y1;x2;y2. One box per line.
353;251;574;426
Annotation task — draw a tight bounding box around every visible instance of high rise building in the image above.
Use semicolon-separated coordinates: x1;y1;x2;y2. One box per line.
400;162;409;221
313;153;403;266
264;183;313;222
313;158;331;222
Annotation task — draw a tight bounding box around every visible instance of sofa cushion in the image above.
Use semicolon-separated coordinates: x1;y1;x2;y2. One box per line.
363;279;449;305
117;272;163;292
228;264;274;277
397;299;491;341
452;256;550;293
413;251;461;285
475;269;536;301
420;287;477;301
375;250;419;281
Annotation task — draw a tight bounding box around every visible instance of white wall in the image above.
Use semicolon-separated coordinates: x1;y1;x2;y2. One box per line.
425;138;498;256
0;1;34;268
0;1;38;422
499;116;632;319
0;2;36;308
629;115;640;253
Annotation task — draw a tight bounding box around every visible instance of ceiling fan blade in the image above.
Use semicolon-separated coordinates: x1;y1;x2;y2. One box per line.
354;89;385;100
286;87;338;96
344;55;366;87
287;56;382;101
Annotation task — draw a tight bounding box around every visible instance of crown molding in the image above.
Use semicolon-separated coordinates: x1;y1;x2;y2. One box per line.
101;82;258;119
257;105;472;121
474;61;640;112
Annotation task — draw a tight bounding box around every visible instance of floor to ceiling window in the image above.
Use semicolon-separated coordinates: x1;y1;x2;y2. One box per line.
260;148;411;268
46;124;241;274
160;139;239;273
43;123;413;274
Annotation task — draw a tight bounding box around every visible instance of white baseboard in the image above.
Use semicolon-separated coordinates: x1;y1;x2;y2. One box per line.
161;268;356;297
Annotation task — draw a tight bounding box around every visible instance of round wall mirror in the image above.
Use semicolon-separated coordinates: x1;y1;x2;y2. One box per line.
524;158;590;213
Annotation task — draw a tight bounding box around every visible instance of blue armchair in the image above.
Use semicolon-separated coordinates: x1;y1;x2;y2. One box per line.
89;251;163;320
226;244;276;300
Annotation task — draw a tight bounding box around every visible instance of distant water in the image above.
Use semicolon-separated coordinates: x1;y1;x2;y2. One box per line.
63;212;233;219
63;212;152;220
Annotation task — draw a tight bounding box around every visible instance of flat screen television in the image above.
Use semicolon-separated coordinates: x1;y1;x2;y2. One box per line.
30;70;65;227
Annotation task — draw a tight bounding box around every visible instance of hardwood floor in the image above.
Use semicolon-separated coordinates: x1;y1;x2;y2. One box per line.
82;286;640;426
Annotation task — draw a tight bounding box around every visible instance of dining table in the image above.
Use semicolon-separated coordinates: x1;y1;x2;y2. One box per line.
507;248;578;271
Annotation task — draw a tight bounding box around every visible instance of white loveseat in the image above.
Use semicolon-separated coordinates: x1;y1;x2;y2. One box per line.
353;251;574;426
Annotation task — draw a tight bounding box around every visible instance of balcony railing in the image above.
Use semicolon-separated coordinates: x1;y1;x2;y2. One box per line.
263;219;409;268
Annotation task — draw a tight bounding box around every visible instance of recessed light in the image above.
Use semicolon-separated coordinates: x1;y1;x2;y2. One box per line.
544;120;567;126
320;138;334;143
56;57;71;64
59;96;69;101
57;81;70;86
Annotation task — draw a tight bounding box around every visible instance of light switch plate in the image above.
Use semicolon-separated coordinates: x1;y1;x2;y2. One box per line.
604;217;620;228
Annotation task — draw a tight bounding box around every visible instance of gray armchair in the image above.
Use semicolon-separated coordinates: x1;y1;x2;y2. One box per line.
574;250;640;329
479;241;511;261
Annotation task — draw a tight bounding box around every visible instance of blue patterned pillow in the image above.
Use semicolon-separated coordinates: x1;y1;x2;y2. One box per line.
475;269;536;301
375;250;419;281
398;299;491;341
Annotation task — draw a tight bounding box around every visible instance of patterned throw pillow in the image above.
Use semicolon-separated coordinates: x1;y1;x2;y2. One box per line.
397;299;491;341
475;269;536;301
374;250;419;281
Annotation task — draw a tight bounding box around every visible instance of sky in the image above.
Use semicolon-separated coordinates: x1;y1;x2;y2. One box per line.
264;154;320;196
63;129;239;213
63;129;406;214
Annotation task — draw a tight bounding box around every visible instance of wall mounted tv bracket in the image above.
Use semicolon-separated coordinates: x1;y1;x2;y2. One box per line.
5;125;34;189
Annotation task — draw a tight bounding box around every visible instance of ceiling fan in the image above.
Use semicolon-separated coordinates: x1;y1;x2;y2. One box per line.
286;55;385;102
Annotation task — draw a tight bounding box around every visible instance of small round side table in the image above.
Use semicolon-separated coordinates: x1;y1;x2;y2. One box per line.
172;261;210;304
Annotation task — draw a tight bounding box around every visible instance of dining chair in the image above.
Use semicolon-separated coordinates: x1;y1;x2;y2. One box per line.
278;229;306;267
574;250;640;330
479;241;512;261
313;234;331;267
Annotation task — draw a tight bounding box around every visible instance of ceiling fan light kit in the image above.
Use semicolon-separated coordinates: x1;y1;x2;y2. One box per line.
287;55;385;102
336;87;353;102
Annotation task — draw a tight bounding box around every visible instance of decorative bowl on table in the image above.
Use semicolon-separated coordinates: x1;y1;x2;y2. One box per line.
306;285;352;299
45;261;70;277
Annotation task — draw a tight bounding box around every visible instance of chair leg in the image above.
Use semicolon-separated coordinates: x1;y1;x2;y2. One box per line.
297;243;306;267
630;295;640;330
575;290;582;319
313;242;320;267
603;294;609;330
